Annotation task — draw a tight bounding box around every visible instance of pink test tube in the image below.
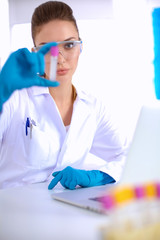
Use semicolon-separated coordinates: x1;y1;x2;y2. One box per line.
50;46;59;81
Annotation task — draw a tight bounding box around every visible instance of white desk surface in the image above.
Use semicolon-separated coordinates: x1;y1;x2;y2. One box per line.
0;182;109;240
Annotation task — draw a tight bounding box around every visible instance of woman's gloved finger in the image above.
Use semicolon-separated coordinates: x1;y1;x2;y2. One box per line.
38;42;58;55
48;171;62;190
36;42;58;75
68;180;77;190
15;48;44;79
60;175;69;189
15;48;32;63
52;171;61;177
37;43;59;79
35;76;60;88
63;176;73;189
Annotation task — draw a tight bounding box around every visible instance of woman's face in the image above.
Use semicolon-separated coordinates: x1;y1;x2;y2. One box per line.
34;20;80;85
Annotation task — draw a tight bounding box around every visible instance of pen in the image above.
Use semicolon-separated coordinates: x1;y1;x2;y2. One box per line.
25;117;30;136
25;118;37;138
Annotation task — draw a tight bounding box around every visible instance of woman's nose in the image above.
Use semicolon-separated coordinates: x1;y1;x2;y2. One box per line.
57;51;66;64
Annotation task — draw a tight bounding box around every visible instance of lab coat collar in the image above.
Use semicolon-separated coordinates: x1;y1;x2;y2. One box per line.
75;88;93;104
29;86;93;103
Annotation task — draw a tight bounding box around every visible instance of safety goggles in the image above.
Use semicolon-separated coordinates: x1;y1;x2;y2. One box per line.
33;40;82;62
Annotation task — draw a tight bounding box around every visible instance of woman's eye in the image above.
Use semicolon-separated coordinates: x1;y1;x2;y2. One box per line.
64;42;75;49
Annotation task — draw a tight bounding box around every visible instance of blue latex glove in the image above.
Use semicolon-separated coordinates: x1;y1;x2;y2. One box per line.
0;42;59;112
48;166;115;190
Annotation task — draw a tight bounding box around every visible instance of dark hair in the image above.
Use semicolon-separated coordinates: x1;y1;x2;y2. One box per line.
31;1;79;45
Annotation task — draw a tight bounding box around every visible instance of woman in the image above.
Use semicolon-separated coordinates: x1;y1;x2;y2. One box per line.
0;1;127;189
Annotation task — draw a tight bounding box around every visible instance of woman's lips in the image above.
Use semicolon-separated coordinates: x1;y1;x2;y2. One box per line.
57;68;69;76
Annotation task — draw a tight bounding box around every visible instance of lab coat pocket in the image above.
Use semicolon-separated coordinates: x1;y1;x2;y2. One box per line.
22;122;52;168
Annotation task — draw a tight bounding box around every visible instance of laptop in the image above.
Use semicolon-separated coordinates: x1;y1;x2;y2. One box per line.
51;102;160;213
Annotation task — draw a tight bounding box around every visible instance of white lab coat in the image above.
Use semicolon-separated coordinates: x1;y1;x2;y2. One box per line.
0;86;127;188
